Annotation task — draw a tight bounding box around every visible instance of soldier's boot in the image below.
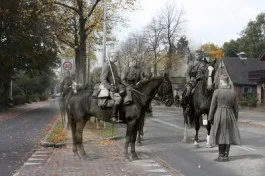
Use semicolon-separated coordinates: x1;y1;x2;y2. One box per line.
215;144;225;162
111;104;122;123
223;144;230;161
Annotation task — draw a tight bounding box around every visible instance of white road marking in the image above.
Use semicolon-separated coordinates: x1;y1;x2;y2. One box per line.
23;162;42;166
146;168;167;172
35;151;51;154
236;145;256;151
28;158;46;161
133;163;160;167
32;154;49;157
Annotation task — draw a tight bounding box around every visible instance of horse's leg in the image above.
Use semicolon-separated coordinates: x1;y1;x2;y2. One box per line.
96;118;100;129
137;115;145;145
76;118;89;159
194;115;200;146
124;127;130;161
70;118;79;158
130;119;139;160
206;120;212;147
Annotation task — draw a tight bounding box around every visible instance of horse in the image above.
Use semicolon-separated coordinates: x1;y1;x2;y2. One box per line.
66;75;174;160
182;61;217;147
58;77;75;126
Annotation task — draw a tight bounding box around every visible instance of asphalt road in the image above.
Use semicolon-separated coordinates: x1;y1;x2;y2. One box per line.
0;100;59;176
141;106;265;176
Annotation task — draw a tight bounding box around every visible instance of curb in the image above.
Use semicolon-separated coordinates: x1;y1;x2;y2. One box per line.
40;114;67;148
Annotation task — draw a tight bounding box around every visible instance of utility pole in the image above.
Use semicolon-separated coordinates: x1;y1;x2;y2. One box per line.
102;0;107;65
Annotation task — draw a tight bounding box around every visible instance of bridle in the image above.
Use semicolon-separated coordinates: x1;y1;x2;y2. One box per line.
130;78;172;106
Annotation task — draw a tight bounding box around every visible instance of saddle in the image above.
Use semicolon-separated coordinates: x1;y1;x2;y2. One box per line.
92;83;133;108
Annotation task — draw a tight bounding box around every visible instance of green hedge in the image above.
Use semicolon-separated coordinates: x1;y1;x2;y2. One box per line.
238;93;258;107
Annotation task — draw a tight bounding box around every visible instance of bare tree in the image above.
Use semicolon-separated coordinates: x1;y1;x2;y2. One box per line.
160;1;185;73
144;18;164;76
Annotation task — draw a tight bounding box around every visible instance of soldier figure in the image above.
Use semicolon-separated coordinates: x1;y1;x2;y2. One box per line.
182;50;208;108
100;53;125;123
60;71;74;98
123;60;144;86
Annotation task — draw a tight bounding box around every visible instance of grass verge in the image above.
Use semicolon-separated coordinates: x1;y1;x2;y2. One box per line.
47;119;67;143
85;118;121;139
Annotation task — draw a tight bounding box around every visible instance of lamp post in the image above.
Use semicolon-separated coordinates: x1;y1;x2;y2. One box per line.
102;0;107;65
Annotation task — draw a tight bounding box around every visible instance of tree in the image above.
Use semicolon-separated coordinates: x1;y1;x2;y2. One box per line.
0;0;59;106
176;35;189;57
53;0;138;86
239;13;265;58
222;13;265;58
160;1;185;72
144;18;164;76
201;43;224;59
223;40;240;57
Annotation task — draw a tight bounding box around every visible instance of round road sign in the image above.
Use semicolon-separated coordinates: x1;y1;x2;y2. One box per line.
63;61;72;70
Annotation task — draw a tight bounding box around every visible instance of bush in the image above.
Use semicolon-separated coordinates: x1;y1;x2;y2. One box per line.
239;93;258;107
40;94;48;101
13;95;26;105
29;93;40;102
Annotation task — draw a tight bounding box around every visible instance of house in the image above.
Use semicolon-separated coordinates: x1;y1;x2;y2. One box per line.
216;53;265;105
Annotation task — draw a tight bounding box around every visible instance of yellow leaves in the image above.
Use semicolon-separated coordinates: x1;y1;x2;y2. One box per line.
201;43;224;59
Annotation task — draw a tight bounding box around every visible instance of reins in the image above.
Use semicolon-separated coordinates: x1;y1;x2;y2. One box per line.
129;79;169;106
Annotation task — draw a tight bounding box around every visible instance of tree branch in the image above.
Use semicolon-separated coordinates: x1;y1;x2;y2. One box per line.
54;2;80;15
55;34;75;49
87;0;101;18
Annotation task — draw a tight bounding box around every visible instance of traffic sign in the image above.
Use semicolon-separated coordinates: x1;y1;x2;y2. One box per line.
63;61;72;70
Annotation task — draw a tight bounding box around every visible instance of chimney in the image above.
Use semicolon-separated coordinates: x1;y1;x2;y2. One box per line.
237;52;247;59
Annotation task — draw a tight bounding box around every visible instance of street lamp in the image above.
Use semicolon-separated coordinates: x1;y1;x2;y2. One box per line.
102;0;107;65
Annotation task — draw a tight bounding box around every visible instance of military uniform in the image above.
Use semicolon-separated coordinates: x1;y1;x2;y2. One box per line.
123;66;143;86
100;61;125;122
60;75;73;97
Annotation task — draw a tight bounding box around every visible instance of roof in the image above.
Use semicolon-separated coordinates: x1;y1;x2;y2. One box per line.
223;57;265;85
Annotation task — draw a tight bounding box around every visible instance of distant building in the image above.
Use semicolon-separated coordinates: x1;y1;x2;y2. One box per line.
216;53;265;105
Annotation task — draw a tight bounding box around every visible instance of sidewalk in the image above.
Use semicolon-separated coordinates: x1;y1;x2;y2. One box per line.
8;102;182;176
14;124;182;176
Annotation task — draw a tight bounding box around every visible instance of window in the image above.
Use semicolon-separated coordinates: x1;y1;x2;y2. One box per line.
243;86;252;93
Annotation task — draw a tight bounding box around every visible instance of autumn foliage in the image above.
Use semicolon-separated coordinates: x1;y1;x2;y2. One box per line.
201;43;224;59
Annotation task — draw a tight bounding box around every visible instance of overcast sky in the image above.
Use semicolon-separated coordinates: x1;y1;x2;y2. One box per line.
115;0;265;49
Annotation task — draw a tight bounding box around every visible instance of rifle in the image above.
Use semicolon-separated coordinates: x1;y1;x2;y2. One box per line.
106;55;117;89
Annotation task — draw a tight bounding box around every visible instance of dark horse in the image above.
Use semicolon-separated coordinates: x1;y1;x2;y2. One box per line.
182;62;216;146
66;75;174;160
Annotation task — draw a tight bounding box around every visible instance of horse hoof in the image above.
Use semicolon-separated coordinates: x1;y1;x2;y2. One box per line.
132;155;139;160
206;144;213;148
194;141;200;147
137;142;142;146
124;157;131;162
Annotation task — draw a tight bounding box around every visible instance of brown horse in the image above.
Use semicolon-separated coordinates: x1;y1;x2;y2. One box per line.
66;75;174;160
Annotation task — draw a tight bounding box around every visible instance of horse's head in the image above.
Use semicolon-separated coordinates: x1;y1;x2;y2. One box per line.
133;74;174;107
201;58;216;91
156;74;174;106
207;59;218;90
